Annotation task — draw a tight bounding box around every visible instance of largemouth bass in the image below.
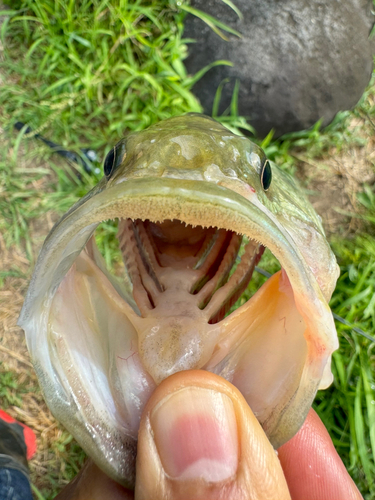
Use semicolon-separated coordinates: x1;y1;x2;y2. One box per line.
18;114;339;487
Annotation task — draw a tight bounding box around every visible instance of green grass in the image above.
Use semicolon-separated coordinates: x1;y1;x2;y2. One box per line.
0;1;374;498
0;0;246;254
31;437;86;500
0;368;25;407
0;0;195;253
315;236;375;498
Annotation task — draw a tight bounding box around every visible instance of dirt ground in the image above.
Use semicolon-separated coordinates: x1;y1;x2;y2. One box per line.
295;115;375;236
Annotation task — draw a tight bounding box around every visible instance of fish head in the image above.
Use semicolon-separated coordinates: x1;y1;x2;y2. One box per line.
18;113;339;487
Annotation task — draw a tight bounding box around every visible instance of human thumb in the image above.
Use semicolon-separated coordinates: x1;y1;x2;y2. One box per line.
135;370;291;500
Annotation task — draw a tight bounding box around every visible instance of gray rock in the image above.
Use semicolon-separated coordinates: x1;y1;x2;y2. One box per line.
184;0;375;137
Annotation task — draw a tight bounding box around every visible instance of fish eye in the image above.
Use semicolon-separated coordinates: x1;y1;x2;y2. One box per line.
103;141;125;179
104;148;115;178
260;158;272;191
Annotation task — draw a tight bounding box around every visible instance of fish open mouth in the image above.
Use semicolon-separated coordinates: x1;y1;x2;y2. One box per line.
53;206;309;438
109;218;266;324
19;157;338;487
91;217;269;379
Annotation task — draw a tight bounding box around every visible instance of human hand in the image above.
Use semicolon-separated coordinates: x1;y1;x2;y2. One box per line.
55;370;363;500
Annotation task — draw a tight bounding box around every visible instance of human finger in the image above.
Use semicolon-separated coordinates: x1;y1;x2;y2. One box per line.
54;459;133;500
135;369;291;500
278;408;363;500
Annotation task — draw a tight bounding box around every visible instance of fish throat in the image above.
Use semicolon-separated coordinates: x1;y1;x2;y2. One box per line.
115;218;264;383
